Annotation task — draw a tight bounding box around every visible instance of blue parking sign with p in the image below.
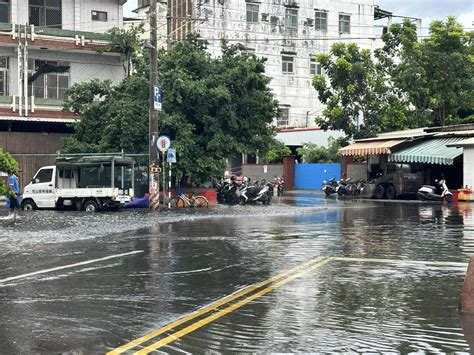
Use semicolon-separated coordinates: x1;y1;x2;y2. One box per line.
154;85;162;111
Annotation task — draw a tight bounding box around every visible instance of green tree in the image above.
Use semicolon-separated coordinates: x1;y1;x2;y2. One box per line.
0;150;18;197
296;137;345;163
388;17;474;126
313;43;409;139
313;17;473;139
264;139;291;163
62;76;149;154
99;24;145;76
63;34;279;184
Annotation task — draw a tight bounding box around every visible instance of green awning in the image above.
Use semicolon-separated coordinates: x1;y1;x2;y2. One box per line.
388;138;464;165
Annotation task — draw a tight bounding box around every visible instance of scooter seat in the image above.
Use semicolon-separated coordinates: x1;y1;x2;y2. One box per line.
422;185;436;189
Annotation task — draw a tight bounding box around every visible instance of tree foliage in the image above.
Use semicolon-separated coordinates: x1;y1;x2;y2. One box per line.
264;139;291;163
296;137;345;163
63;34;279;184
0;150;18;197
313;17;473;139
99;24;145;76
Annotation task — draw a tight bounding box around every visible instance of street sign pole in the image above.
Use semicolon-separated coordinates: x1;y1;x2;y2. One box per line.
148;0;159;211
168;162;172;209
162;151;166;208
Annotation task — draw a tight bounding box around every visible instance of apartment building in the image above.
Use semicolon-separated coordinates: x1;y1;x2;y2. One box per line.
0;0;128;185
164;0;379;130
132;0;389;149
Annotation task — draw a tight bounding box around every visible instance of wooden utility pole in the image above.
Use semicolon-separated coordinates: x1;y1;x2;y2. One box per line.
149;0;160;211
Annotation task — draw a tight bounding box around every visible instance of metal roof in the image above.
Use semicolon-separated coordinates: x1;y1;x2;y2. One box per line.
356;128;430;142
434;130;474;137
389;138;465;165
339;139;406;156
447;137;474;147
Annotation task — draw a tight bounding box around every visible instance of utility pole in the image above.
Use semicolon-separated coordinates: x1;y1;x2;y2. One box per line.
149;0;160;211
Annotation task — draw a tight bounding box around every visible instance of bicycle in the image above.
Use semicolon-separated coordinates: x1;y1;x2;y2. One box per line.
170;192;209;208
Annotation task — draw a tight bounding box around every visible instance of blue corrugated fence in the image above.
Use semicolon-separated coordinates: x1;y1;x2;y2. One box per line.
295;163;341;190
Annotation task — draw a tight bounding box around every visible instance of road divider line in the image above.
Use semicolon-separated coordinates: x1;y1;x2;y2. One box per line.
107;256;329;355
136;257;333;354
332;257;468;268
0;250;144;284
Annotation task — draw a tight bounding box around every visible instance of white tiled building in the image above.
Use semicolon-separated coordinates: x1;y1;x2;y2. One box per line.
0;1;128;186
190;0;378;129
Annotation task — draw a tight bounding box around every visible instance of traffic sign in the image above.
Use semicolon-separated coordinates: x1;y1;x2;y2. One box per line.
154;85;162;111
156;135;171;152
167;148;177;163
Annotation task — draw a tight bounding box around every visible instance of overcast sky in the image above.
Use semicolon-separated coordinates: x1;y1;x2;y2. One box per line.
123;1;473;29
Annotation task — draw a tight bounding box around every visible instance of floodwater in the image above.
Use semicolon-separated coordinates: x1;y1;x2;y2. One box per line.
0;195;473;353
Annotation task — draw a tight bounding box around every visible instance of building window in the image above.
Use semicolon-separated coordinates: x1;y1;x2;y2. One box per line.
285;8;298;29
91;10;107;22
0;0;10;23
310;58;321;75
314;10;327;31
277;107;290;127
282;55;294;74
339;14;351;34
246;3;258;23
29;0;62;28
28;59;70;101
138;0;150;7
0;57;8;96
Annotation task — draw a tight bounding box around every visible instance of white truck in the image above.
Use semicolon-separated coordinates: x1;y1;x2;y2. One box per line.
21;156;135;212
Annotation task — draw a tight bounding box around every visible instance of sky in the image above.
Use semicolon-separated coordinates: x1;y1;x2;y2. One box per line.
123;0;473;29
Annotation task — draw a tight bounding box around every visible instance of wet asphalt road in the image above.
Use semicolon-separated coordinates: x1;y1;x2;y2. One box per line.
1;194;474;354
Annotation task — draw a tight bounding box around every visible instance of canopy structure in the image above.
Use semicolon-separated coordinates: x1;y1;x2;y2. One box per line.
339;139;406;156
56;156;135;167
389;138;465;165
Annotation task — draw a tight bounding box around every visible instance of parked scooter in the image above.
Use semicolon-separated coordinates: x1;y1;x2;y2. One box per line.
417;178;453;202
336;178;353;196
322;178;338;196
240;179;272;205
273;176;285;196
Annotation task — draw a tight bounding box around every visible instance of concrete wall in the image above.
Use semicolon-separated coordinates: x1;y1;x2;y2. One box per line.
295;163;341;190
194;0;376;129
0;47;123;102
242;164;283;184
347;163;367;181
464;147;474;189
10;0;124;33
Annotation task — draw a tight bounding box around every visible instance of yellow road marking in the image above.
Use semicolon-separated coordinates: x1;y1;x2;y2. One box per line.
109;256;467;354
136;257;333;354
107;256;327;355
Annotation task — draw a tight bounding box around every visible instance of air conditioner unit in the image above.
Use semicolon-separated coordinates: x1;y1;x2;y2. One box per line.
305;18;314;26
261;13;269;22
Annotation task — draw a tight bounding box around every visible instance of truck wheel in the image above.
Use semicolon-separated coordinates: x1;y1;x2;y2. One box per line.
374;185;385;200
83;200;99;212
385;185;397;200
21;200;37;211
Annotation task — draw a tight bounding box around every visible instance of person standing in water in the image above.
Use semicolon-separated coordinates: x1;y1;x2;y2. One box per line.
8;170;20;220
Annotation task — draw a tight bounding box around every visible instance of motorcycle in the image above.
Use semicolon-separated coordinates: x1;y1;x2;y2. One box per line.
336;178;353;196
322;177;338;196
417;178;453;202
240;179;272;205
273;176;285;196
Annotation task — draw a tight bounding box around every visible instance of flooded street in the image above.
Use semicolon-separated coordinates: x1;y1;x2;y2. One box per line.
1;194;473;353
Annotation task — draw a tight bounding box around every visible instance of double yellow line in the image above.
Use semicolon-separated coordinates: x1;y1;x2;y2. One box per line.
107;256;332;354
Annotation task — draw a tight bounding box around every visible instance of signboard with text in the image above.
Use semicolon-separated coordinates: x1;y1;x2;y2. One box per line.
154;85;162;111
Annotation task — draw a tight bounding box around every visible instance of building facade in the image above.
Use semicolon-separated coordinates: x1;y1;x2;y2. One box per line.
166;0;378;130
0;0;128;186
